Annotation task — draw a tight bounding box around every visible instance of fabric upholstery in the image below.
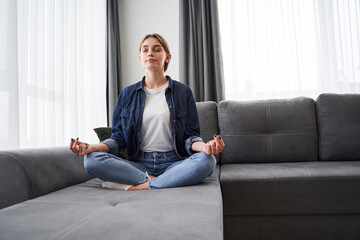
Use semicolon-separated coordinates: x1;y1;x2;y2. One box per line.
0;147;93;209
221;161;360;216
196;101;219;142
316;93;360;161
224;215;360;240
0;153;35;209
0;167;223;240
218;97;318;163
196;101;220;162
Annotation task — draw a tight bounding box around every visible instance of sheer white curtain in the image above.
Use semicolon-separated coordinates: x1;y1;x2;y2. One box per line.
218;0;360;101
0;0;106;150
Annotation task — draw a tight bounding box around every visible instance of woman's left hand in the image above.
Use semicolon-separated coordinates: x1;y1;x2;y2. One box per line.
191;135;225;155
203;135;225;155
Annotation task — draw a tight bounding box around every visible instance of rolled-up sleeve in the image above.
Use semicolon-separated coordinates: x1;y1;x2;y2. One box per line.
185;136;204;155
101;138;119;155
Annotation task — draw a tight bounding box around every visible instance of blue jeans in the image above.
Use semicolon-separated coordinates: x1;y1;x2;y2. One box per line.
84;150;216;189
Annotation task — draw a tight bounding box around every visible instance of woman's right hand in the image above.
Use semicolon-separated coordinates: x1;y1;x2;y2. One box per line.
69;138;94;156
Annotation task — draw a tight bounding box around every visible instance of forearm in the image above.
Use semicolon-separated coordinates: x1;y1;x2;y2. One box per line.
191;141;206;152
91;142;110;152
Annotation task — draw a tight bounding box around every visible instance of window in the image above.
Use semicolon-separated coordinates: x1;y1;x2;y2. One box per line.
218;0;360;100
0;0;107;150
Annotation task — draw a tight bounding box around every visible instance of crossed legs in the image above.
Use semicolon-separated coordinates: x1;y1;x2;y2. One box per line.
84;151;216;191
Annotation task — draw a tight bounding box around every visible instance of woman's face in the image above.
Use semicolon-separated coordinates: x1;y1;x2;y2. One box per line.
139;37;171;72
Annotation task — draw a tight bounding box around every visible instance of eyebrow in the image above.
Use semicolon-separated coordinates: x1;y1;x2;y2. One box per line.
141;45;162;48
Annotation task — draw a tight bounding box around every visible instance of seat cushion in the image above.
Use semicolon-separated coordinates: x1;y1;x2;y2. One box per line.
0;167;223;240
220;162;360;216
316;93;360;161
218;97;318;164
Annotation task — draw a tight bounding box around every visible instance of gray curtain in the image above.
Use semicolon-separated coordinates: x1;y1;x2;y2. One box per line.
106;0;122;126
180;0;225;102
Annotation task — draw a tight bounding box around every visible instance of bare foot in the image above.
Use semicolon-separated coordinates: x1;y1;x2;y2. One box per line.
127;174;156;191
128;182;150;191
148;174;156;180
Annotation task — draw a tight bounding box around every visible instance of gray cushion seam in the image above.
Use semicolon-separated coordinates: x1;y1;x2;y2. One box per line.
0;153;38;197
220;131;315;136
50;206;113;240
220;176;360;182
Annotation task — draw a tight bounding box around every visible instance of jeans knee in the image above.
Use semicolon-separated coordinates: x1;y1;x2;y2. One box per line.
196;152;216;174
84;152;105;174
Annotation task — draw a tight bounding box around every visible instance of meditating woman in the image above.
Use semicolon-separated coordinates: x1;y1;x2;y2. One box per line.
70;33;225;191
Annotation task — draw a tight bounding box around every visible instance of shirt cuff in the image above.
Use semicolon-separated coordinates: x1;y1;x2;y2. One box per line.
101;138;119;155
185;136;204;155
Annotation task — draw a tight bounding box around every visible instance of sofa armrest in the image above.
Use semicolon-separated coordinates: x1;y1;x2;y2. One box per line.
0;147;93;209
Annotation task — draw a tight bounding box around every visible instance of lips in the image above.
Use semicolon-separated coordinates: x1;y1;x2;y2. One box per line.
147;59;156;63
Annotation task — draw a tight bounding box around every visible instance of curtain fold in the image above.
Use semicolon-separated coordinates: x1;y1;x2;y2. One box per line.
106;0;122;126
179;0;225;102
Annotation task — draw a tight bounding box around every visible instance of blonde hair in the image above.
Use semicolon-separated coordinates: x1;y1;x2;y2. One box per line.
139;33;170;72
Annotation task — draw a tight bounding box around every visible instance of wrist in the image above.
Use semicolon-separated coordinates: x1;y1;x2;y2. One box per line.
191;141;206;153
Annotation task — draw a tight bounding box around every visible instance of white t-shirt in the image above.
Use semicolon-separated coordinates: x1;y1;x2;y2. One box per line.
139;81;173;152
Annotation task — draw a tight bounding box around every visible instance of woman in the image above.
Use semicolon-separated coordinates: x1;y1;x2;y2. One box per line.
70;33;225;191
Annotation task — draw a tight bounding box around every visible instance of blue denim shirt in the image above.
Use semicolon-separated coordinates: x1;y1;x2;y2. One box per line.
102;76;203;161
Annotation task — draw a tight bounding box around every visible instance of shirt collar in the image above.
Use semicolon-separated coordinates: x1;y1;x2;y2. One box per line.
135;75;174;91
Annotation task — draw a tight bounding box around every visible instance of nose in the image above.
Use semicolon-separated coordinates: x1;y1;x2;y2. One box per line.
148;49;153;57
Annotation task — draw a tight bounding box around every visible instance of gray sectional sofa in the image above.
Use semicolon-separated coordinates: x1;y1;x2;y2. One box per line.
1;93;360;240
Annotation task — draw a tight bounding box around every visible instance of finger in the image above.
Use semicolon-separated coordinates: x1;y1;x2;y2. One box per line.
69;138;74;148
218;136;225;149
74;138;80;155
214;137;221;153
69;138;75;153
71;139;78;154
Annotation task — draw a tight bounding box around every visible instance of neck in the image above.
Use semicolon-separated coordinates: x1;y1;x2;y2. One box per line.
144;71;167;89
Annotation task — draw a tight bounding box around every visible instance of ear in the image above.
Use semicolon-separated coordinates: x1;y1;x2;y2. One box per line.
165;53;172;63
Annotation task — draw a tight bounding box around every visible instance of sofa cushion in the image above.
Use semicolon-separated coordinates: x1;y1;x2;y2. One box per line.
220;161;360;216
0;167;223;240
196;101;220;161
218;97;318;163
93;127;128;159
196;101;219;142
316;93;360;161
0;147;93;209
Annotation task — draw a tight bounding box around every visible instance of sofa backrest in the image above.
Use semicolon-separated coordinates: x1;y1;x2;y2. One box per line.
196;101;220;162
218;97;318;164
316;93;360;161
0;147;93;210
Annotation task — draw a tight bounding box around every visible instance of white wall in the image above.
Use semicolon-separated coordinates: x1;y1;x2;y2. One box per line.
118;0;179;88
